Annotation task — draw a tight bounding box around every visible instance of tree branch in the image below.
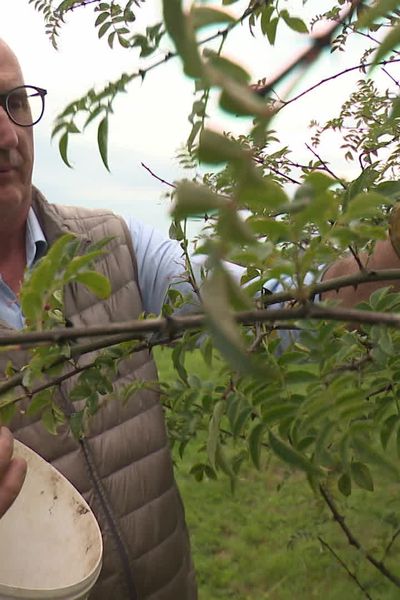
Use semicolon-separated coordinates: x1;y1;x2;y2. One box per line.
1;268;400;350
319;485;400;588
275;58;400;112
253;0;363;97
318;536;374;600
305;143;346;186
141;162;176;189
383;526;400;562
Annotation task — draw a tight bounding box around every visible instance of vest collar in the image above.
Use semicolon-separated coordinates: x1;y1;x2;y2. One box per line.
31;186;90;247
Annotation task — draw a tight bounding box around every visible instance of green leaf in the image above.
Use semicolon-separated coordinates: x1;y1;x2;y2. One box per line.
162;0;203;78
268;430;322;477
74;271;111;299
248;422;265;469
214;71;270;117
343;191;392;221
351;461;374;491
285;370;319;385
390;96;400;121
56;0;76;11
352;435;400;480
64;251;106;278
97;116;110;171
262;16;279;45
202;266;263;378
20;290;43;326
280;10;308;33
59;132;72;168
373;21;400;67
207;400;225;469
357;0;400;29
172;343;188;383
204;51;250;84
98;20;112;38
41;406;61;435
0;395;16;425
375;180;400;200
172;181;226;219
381;414;399;449
232;406;252;437
247;217;290;240
191;6;235;29
69;411;84;440
95;11;109;27
198;128;246;165
338;473;352;497
217;206;255;244
27;389;53;417
237;173;289;211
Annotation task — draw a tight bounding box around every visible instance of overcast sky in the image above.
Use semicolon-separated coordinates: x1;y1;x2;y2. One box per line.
0;0;383;233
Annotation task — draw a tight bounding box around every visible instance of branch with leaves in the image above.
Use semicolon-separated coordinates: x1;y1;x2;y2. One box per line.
20;0;400;595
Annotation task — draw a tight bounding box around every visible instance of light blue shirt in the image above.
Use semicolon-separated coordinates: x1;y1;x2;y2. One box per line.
0;208;204;330
0;208;303;336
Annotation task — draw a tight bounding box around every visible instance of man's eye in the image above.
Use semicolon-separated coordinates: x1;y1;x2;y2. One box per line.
8;94;28;111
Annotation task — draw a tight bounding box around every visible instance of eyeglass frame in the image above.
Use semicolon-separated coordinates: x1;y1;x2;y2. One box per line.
0;85;47;127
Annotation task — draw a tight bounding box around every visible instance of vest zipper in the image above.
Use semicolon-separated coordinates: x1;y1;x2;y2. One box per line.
80;437;139;600
59;387;138;600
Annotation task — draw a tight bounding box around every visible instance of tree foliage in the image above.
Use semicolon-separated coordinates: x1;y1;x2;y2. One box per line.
8;0;400;595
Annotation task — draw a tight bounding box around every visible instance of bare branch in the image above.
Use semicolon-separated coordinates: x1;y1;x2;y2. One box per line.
141;162;176;189
1;268;400;350
319;485;400;588
305;143;346;185
318;536;374;600
253;0;363;97
383;527;400;562
347;245;366;272
275;58;400;113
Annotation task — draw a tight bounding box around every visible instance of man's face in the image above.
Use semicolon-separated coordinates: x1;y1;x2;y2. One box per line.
0;42;33;225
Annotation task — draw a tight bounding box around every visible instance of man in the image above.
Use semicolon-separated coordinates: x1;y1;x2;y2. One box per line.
0;39;197;599
0;427;26;518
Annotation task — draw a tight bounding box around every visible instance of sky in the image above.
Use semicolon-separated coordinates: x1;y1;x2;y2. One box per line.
0;0;388;234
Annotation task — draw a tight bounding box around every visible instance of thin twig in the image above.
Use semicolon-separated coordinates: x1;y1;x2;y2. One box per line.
319;485;400;588
276;58;400;112
58;0;101;12
383;527;400;562
305;143;345;186
0;332;185;409
254;0;363;98
348;245;366;272
141;162;176;189
318;536;374;600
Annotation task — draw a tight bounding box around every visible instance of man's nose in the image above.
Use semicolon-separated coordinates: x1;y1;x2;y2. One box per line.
0;106;18;149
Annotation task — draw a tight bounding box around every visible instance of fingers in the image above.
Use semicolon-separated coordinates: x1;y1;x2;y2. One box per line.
0;427;27;518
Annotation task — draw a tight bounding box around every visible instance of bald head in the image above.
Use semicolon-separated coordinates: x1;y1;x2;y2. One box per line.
0;40;24;86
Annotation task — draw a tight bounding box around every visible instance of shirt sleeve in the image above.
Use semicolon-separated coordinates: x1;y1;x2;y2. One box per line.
123;216;197;314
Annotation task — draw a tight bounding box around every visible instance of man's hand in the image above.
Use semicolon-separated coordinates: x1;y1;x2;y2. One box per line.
0;427;27;518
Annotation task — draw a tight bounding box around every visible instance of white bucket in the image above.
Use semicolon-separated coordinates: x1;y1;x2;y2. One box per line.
0;440;103;600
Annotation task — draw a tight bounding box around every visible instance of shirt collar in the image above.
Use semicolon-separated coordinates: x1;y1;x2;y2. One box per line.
26;207;47;268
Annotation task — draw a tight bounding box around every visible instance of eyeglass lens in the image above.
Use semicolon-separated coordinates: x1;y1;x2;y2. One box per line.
7;87;45;126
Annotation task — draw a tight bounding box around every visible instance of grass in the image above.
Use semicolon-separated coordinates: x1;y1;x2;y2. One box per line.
154;347;400;600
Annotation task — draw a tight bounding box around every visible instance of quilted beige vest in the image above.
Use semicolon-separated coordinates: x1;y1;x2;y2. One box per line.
3;189;197;600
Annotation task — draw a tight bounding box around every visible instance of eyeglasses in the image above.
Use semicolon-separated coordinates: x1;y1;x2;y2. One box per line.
0;85;47;127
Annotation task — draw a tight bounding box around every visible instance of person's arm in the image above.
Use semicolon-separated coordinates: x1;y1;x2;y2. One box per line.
322;239;400;306
124;216;246;314
0;427;27;518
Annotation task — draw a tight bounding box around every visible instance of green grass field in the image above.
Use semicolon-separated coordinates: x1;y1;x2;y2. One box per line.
155;347;400;600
